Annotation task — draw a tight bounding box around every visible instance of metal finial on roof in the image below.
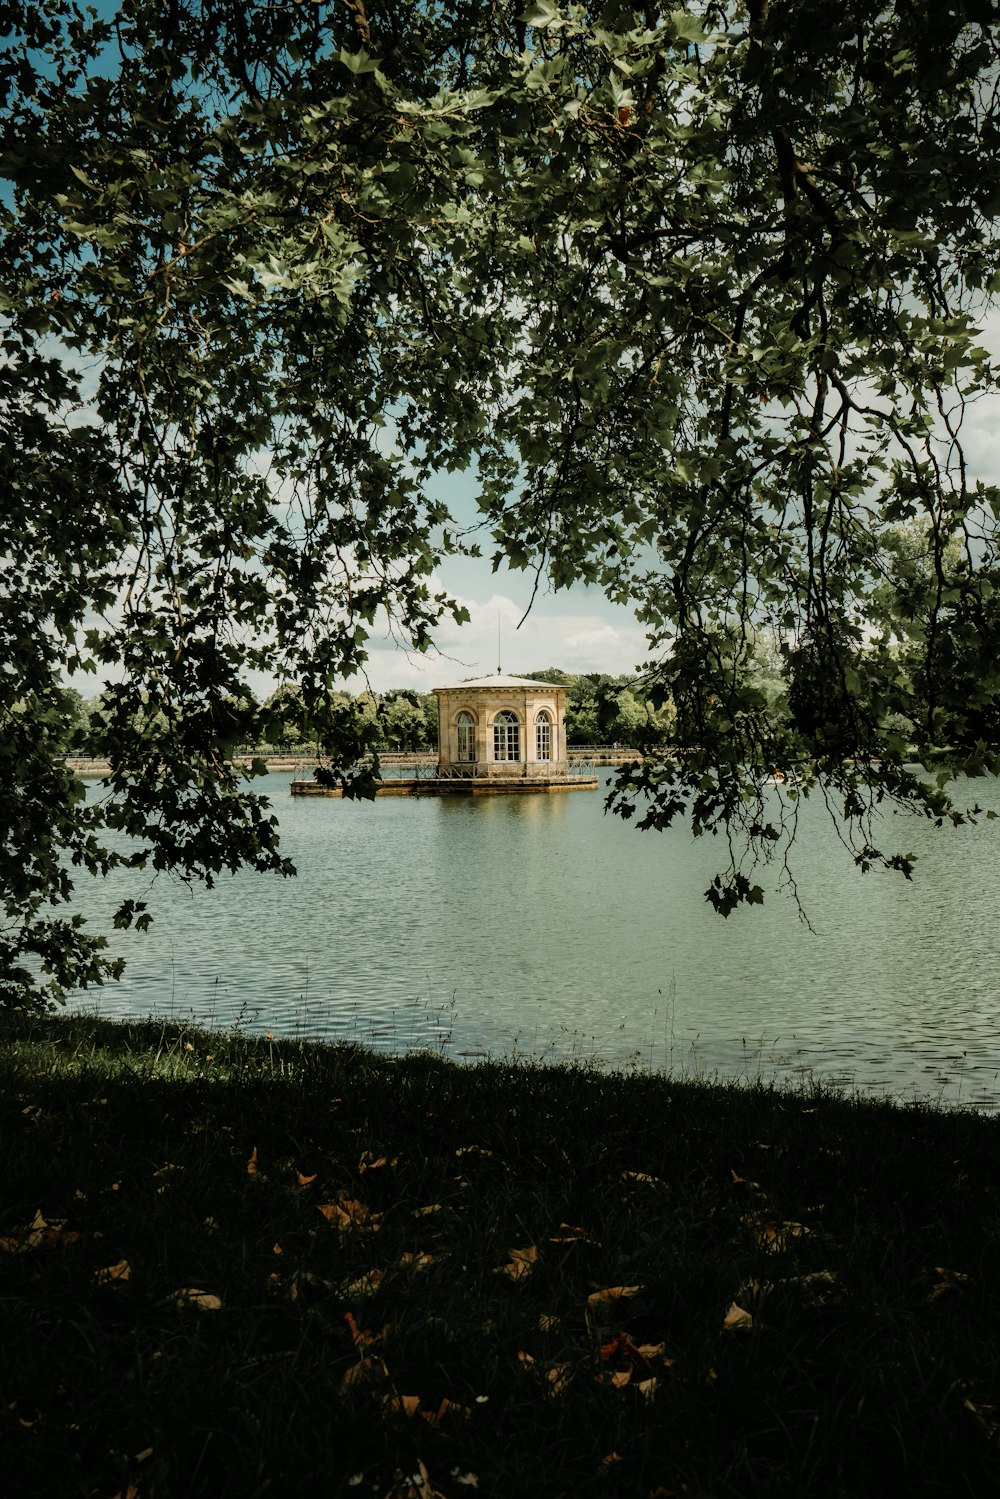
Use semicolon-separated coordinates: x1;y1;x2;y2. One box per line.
497;610;501;675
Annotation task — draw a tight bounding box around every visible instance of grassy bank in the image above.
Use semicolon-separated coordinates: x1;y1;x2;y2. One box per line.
1;1014;999;1498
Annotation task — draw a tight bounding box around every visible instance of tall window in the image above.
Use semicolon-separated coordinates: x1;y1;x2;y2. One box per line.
493;709;520;761
535;710;552;761
456;711;475;762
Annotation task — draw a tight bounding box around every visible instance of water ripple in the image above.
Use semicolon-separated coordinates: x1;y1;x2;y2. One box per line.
66;772;1000;1110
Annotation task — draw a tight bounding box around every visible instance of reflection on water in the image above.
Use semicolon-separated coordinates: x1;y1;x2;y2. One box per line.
67;773;1000;1110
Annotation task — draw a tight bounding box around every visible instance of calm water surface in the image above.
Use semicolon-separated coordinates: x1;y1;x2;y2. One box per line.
67;773;1000;1109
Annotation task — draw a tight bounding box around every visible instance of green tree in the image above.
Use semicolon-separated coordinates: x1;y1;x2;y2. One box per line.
869;521;1000;750
262;685;310;752
55;688;92;752
419;693;440;753
612;688;654;746
382;691;431;752
565;695;602;747
1;0;998;1002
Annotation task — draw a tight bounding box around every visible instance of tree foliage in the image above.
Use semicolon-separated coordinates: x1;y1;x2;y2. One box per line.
1;0;999;1002
524;670;672;744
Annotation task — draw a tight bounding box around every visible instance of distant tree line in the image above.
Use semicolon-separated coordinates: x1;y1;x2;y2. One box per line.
58;673;682;757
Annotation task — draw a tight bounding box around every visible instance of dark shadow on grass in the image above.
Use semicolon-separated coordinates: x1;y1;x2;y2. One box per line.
1;1013;999;1497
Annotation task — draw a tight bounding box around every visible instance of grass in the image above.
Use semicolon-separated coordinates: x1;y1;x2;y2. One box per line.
1;1012;999;1498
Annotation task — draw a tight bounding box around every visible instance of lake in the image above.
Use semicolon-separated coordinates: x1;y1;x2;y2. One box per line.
66;771;1000;1110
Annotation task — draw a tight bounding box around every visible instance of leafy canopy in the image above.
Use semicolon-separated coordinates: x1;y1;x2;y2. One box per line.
1;0;998;1001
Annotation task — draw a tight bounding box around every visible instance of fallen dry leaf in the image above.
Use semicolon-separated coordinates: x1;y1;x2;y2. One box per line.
930;1266;970;1301
344;1269;383;1298
346;1311;369;1348
621;1170;661;1186
455;1146;493;1159
763;1222;808;1254
358;1151;397;1174
497;1245;539;1281
635;1342;675;1366
95;1258;131;1285
788;1269;840;1302
398;1251;435;1272
317;1196;381;1234
964;1397;1000;1438
344;1312;391;1350
538;1312;560;1333
742;1214;809;1254
0;1209;77;1254
420;1397;469;1425
173;1288;222;1311
246;1147;259;1176
518;1351;572;1397
600;1331;656;1377
748;1271;837;1304
548;1223;587;1243
723;1302;754;1332
412;1204;442;1218
296;1171;318;1187
587;1285;642;1308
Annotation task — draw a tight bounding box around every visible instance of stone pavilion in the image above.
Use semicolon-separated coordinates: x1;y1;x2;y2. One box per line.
434;673;569;780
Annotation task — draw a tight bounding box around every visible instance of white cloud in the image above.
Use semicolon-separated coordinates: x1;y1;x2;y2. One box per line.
353;584;649;692
962;417;1000;489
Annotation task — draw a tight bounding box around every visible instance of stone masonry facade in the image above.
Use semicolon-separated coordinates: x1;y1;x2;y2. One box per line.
433;674;570;779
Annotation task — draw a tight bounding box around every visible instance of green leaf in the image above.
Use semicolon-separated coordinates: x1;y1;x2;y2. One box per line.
338;48;381;75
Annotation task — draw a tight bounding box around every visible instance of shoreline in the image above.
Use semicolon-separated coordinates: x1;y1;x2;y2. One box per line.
62;748;643;776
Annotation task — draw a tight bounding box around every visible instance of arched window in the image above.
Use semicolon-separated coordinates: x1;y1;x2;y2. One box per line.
493;709;520;761
535;710;552;761
456;711;476;762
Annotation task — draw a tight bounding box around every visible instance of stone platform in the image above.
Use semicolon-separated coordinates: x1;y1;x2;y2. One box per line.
290;776;599;798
